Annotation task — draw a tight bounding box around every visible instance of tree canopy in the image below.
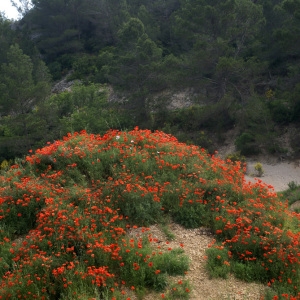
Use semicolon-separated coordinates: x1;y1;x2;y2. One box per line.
1;0;300;159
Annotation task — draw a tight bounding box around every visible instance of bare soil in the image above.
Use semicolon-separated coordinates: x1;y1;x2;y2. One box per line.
244;160;300;192
126;223;266;300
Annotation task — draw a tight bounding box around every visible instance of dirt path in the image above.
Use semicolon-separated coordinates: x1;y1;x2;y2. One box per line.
245;160;300;192
127;159;299;300
127;224;266;300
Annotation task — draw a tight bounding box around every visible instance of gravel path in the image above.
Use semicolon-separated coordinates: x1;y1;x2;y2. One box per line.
127;224;266;300
244;161;300;192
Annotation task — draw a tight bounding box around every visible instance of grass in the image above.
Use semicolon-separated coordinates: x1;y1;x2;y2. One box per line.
159;224;176;241
0;128;299;299
279;181;300;207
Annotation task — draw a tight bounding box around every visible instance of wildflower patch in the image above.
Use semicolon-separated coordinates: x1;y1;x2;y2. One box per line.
0;128;299;299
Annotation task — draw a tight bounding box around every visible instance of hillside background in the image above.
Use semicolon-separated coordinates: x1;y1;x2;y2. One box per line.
1;0;300;162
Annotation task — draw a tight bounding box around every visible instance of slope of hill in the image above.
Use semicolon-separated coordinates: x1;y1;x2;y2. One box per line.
0;128;299;299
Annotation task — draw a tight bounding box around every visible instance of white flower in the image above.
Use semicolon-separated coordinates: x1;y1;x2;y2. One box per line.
116;135;120;140
131;140;134;143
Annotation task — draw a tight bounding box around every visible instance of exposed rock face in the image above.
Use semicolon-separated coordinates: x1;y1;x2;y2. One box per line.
165;89;195;110
51;74;81;93
106;85;203;110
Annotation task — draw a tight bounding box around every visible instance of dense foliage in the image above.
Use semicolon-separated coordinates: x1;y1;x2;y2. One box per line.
1;2;300;299
1;0;300;159
0;128;299;299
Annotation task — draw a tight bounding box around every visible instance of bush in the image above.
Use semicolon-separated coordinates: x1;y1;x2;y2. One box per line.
71;54;99;81
206;243;231;279
280;181;300;206
153;248;189;276
254;162;264;177
171;202;208;228
235;132;259;155
225;152;246;164
268;99;292;124
288;181;299;191
231;261;268;283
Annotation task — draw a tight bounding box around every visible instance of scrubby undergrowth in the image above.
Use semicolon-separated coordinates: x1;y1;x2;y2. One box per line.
0;128;299;299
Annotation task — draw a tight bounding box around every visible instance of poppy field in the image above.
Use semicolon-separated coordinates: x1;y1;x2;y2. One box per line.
0;128;299;299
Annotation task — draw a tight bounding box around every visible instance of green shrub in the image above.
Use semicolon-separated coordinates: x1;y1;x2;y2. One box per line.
206;243;231;279
231;261;268;283
47;61;63;80
225;152;246;164
71;54;99;81
118;191;164;226
288;181;299;191
159;223;176;241
0;159;10;171
235;132;259;155
254;162;264;177
153;248;189;276
268;99;292;124
171;202;208;228
166;280;191;299
280;181;300;207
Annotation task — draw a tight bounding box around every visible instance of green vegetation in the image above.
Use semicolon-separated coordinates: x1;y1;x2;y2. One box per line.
1;0;300;160
0;129;299;299
1;4;300;297
254;162;264;177
279;181;300;207
225;152;246;165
